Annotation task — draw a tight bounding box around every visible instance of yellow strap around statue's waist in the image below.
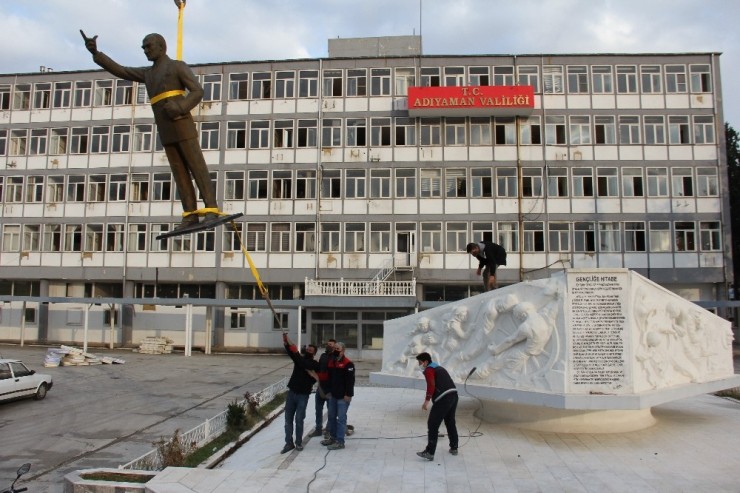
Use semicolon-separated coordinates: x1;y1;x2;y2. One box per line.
150;90;185;105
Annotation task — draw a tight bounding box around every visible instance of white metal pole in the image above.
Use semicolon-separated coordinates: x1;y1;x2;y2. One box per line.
20;301;26;347
83;304;90;353
185;299;192;357
297;306;302;350
205;306;212;355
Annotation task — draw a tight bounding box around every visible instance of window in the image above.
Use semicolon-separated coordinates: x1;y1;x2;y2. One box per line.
0;130;5;156
29;129;47;155
522;168;543;197
43;224;62;252
420;118;442;146
113;80;133;105
649;222;671;252
248;170;268;199
320;223;340;252
567;66;589;93
0;84;10;110
87;175;106;202
149;224;170;252
492;66;513;85
295;223;316;252
370;68;391;96
10;129;28;156
299;70;319;98
671;167;693;197
108;174;127;201
497;222;519;252
273;120;294;148
599;222;621;252
445;118;466;146
2;225;20;252
370;223;391;252
699;221;721;251
13;83;31;110
665;65;687;93
247;223;267;251
94;80;113;106
545;115;566;144
49;128;68;155
520;117;541;145
227;121;247;149
346;118;367;146
574;222;595;252
370;169;391;198
111;125;131;153
421;223;442;252
347;69;367;97
297;119;317;148
420;67;440;87
270;223;291;252
136;84;148;105
395;168;416;198
572;168;593;197
128;224;147;252
543;65;564;93
47;176;64;203
171;230;192;252
591;65;613;93
90;126;110;153
549;222;570;252
296;170;316;199
152;173;172;201
370;118;391;146
644;116;665;144
33;83;51;109
674;221;696;252
249;121;269;149
597;168;618;197
446;222;468;252
517;66;539;91
67;175;85;202
321;169;341;198
445;169;467;198
668;116;691;144
394;68;415;95
395;117;416;146
471;168;492;198
693;115;715;144
616;65;637;93
252;72;272;99
444;66;465;86
622;168;644;197
594;116;616;144
647;168;668;197
624;222;646;252
22;176;42;203
23;224;40;252
641;65;662;93
523;222;545;252
322;69;343;97
228;73;249;100
64;224;83;252
689;64;711;93
494;117;516;145
420;169;441;197
496;167;517;198
472;222;494;243
470;117;492;145
200;122;220;150
569;116;591;144
547;167;568;197
6;177;23;203
225;171;245;200
272;170;292;199
106;224;125;252
275;71;295;98
696;167;718;197
619;116;640;144
470;66;490;86
322;118;342;147
345;223;365;252
345;169;366;199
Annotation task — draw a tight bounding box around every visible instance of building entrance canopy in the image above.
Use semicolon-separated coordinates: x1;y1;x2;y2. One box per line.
408;85;534;117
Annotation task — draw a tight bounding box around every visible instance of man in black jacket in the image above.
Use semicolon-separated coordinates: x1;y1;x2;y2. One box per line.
312;338;336;437
281;333;319;453
467;241;507;291
415;352;459;461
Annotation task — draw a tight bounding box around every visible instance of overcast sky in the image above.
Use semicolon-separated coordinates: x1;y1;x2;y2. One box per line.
2;0;739;125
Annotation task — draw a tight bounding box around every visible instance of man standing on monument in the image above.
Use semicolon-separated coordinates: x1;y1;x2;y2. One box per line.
80;30;218;232
467;240;507;291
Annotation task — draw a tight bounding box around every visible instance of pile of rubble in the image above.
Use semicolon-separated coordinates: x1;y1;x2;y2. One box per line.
43;345;126;367
135;337;175;354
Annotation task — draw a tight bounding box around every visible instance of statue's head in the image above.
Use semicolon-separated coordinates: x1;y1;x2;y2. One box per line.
142;33;167;61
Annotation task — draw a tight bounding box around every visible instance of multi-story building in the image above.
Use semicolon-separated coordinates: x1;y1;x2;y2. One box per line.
0;36;732;357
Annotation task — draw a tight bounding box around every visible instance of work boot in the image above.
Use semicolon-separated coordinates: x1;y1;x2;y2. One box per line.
321;438;335;446
449;448;458;456
173;215;199;231
327;442;345;450
295;442;304;451
280;443;295;454
323;430;331;439
311;428;323;437
416;450;434;461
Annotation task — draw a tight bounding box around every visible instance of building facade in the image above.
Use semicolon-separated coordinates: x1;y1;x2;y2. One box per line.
0;37;732;355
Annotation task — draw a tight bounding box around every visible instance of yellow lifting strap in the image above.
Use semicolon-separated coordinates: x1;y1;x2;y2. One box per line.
150;89;185;105
175;0;186;61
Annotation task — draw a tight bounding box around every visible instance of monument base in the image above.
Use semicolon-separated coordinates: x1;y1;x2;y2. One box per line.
476;400;656;433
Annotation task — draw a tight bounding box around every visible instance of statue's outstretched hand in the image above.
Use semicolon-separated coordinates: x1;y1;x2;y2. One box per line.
80;30;99;55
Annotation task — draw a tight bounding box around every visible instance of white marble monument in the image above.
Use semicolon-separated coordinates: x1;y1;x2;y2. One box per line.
370;269;739;432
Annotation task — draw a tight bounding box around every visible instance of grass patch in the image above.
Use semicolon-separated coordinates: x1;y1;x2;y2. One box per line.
714;387;740;400
80;472;152;483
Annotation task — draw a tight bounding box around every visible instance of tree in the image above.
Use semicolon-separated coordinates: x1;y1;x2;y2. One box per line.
726;123;740;298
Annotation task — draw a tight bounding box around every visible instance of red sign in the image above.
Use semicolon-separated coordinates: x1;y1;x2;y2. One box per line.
408;85;534;117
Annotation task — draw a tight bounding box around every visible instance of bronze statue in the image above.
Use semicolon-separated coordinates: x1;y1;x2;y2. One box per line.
80;30;218;232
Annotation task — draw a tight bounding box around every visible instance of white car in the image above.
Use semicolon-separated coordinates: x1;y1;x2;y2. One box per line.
0;359;53;402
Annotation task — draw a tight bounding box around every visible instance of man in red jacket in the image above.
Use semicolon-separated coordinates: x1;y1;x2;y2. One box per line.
312;338;336;437
416;352;459;461
321;342;354;450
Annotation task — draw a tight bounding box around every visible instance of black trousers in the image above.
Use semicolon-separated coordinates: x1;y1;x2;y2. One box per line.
426;392;459;455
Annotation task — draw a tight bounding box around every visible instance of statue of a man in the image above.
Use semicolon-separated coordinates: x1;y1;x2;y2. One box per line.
80;30;218;232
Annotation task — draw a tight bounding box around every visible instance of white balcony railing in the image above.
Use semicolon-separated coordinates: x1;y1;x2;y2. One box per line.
305;278;416;297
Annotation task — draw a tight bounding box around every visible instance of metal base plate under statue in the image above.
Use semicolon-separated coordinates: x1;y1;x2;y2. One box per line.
371;268;740;433
156;212;244;240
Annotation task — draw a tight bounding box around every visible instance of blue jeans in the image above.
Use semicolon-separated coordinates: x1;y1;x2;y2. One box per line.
327;397;351;444
284;390;310;445
315;388;328;431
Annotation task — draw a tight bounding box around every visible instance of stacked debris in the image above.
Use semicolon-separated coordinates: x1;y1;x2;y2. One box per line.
135;337;175;354
43;345;126;367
